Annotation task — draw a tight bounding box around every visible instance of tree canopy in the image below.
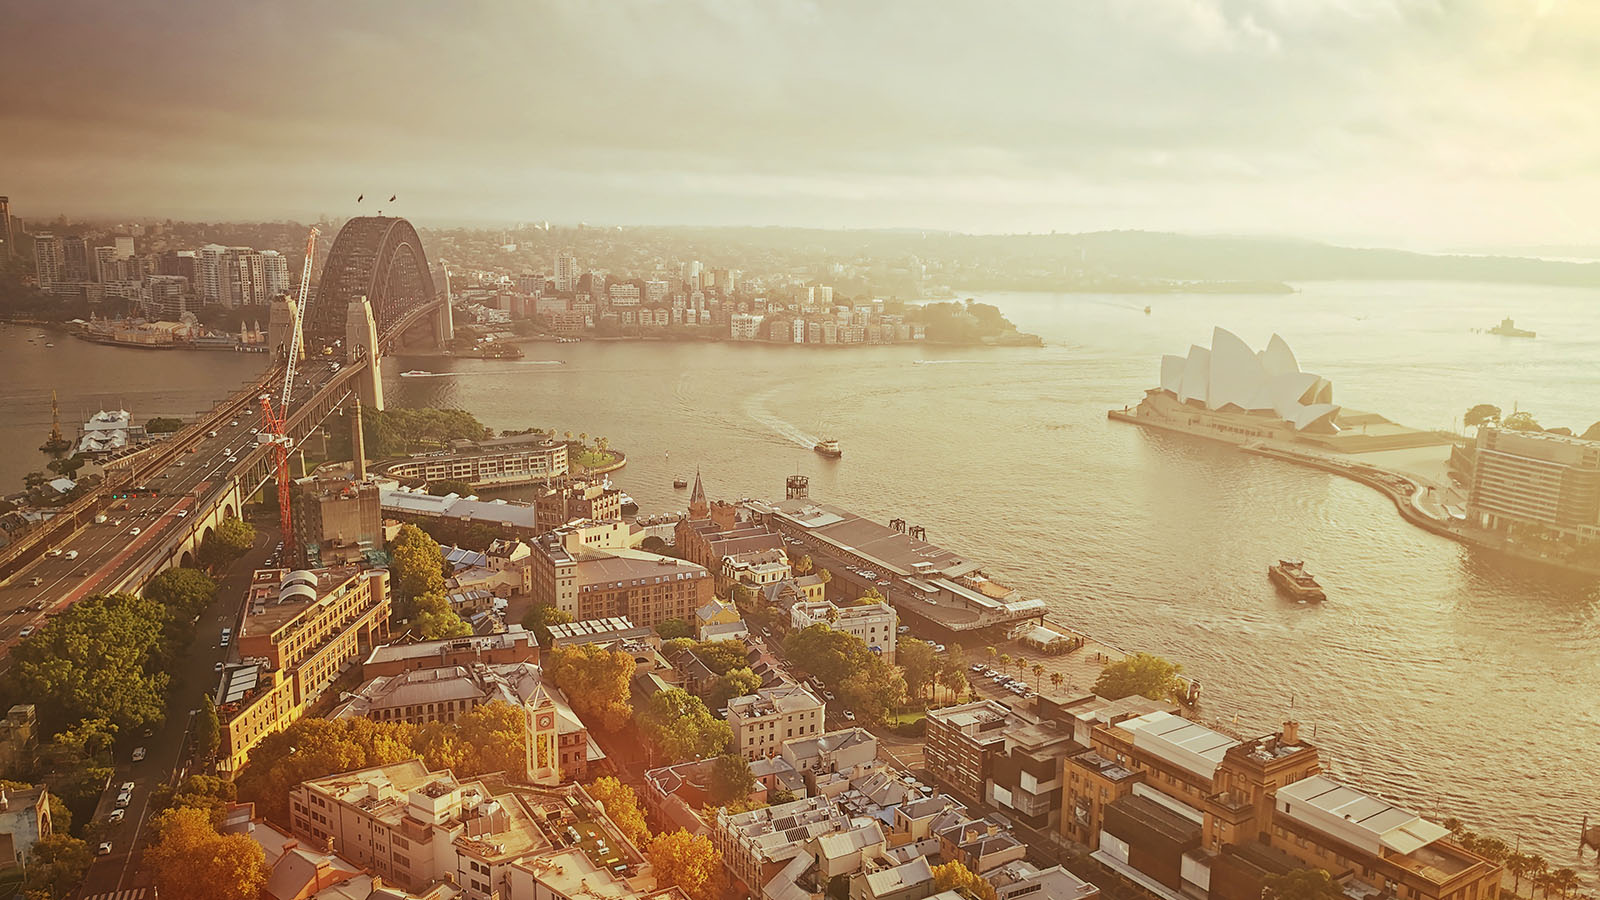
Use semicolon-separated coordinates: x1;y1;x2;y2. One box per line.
635;689;731;763
545;644;634;732
783;624;906;724
1501;410;1542;432
1463;404;1501;429
649;829;726;900
708;753;756;806
1262;868;1344;900
235;717;418;823
931;860;997;900
364;407;489;458
410;590;472;640
199;517;256;571
388;523;446;616
656;618;693;640
413;701;527;779
1093;652;1182;701
142;567;218;621
706;667;763;713
522;602;575;648
587;777;651;848
145;806;268;900
22;833;93;900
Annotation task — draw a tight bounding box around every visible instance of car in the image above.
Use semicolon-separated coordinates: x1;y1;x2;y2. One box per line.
220;635;231;647
129;527;141;536
205;430;217;438
28;576;42;587
843;710;856;721
822;690;836;702
176;510;188;518
230;420;240;426
97;841;113;856
65;549;77;560
878;579;891;587
132;746;146;762
897;625;910;634
121;781;135;793
107;809;125;824
970;663;985;672
18;626;34;639
215;661;226;671
47;548;62;557
227;456;237;464
175;460;184;467
114;793;130;809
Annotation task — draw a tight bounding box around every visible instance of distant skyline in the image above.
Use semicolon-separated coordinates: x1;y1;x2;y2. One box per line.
7;0;1599;252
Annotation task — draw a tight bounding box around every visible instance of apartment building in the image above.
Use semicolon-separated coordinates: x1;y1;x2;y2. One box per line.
533;479;623;532
531;522;712;628
217;567;391;773
1469;427;1600;539
790;599;898;662
726;681;826;761
379;433;569;488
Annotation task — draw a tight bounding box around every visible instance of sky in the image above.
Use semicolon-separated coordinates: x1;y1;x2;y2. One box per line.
6;0;1599;249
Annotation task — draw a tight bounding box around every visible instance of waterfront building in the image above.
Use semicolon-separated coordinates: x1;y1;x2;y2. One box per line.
377;432;568;488
216;567;391;773
381;488;541;537
290;473;384;566
1468;426;1600;540
140;274;188;320
609;283;641;306
0;784;54;871
730;313;761;340
725;681;826;761
790;598;898;662
768;317;791;342
362;627;539;678
555;252;577;293
532;522;712;627
532;479;622;532
75;408;148;457
32;233;61;291
329;661;567;784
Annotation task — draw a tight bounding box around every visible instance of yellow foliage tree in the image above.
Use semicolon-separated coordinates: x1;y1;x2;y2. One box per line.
649;829;726;900
932;860;997;900
145;807;267;900
546;643;634;731
415;700;527;778
587;776;651;848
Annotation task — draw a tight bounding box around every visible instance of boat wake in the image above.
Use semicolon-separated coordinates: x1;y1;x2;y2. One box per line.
913;359;981;365
744;386;818;449
515;360;567;366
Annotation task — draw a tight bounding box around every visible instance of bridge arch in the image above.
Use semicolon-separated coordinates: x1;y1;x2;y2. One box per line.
224;503;236;520
180;550;195;569
202;525;215;548
306;216;438;345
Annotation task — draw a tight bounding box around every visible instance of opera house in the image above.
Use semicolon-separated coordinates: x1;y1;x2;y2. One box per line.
1117;327;1448;453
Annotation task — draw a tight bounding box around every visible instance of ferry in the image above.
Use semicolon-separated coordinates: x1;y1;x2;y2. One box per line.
1486;317;1535;338
618;492;639;516
1268;558;1326;602
399;369;433;378
673;477;689;489
813;438;842;459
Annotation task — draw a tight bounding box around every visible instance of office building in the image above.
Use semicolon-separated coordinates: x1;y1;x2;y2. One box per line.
32;233;61;291
555;252;577;293
290;473;384;566
532;479;622;532
645;279;669;303
141;274;189;320
263;249;291;297
726;681;826;761
216;567;392;773
789;599;898;662
531;523;713;628
1469;427;1600;539
608;283;641;306
378;433;568;488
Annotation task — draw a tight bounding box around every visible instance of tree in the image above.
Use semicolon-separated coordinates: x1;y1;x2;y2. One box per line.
656;618;693;640
5;592;170;735
1549;869;1579;900
708;752;756;806
194;695;221;761
389;524;447;610
235;717;418;823
22;833;92;900
793;555;813;575
211;517;256;560
142;567;218;620
587;777;651;848
144;807;267;900
649;829;726;900
411;590;471;639
985;645;997;664
635;689;731;763
1093;652;1183;701
428;478;475;497
1031;663;1045;683
997;652;1012;674
1506;852;1534;893
144;416;185;434
1502;410;1542;432
931;860;996;900
1463;404;1501;430
685;639;754;676
707;667;763;712
1262;868;1343;900
522;602;574;648
546;644;634;732
155;775;238;825
1050;671;1064;692
898;639;939;699
640;535;670;554
414;700;526;778
938;667;968;703
856;587;887;605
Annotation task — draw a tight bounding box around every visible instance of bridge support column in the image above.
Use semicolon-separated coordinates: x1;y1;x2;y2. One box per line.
351;397;368;481
432;301;454;347
269;293;305;363
345;295;385;411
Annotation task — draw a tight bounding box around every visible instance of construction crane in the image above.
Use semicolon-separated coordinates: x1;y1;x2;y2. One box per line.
258;226;319;565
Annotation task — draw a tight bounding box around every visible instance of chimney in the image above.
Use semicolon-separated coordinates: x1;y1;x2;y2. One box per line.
0;788;9;810
1282;720;1300;744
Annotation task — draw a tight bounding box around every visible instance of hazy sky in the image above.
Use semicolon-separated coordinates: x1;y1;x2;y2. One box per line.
7;0;1598;248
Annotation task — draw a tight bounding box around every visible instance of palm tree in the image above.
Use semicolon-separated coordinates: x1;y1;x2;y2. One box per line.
579;432;588;444
1031;663;1045;683
1526;854;1549;895
1550;869;1579;900
998;653;1012;673
564;430;574;441
597;436;610;451
1506;851;1532;893
1050;672;1064;692
985;646;997;665
1015;656;1029;677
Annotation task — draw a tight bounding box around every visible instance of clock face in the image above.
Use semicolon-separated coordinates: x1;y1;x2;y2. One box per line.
538;713;554;729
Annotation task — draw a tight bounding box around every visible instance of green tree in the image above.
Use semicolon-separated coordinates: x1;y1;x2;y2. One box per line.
682;639;752;677
144;416;185;434
708;753;756;805
428;478;475;497
931;860;996;900
793;555;813;575
414;700;527;778
411;590;471;639
144;806;267;900
656;618;693;640
235;717;417;823
22;833;93;900
522;602;574;648
388;524;446;614
194;695;222;762
5;592;170;735
587;777;651;848
546;644;634;732
142;567;218;620
1093;652;1183;701
649;829;726;900
1050;671;1065;692
636;689;731;763
1262;868;1344;900
1463;404;1501;430
706;667;763;713
1502;410;1542;432
898;639;939;699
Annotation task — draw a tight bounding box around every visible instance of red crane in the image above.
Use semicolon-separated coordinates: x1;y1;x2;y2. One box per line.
258;226;319;564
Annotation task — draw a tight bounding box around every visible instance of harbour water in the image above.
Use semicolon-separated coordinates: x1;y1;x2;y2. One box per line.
1;280;1597;871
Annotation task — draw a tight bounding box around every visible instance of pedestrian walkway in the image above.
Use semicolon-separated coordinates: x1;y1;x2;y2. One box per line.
82;888;147;900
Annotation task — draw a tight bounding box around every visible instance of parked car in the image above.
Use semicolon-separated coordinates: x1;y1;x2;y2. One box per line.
107;809;124;824
97;841;113;856
131;747;146;762
969;663;985;672
843;710;856;721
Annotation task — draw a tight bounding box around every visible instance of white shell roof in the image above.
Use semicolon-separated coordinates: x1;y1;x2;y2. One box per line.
1158;327;1340;432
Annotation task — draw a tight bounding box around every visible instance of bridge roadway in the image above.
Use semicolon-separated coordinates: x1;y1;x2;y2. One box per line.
0;355;368;660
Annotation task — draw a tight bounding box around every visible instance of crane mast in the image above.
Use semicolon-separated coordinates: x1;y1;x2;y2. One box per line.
259;226;319;566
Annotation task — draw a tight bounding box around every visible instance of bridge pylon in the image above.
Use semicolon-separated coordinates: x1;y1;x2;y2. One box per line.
345;295;385;412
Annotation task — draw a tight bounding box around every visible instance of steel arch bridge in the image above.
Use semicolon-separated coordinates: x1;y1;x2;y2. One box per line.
306;216;441;347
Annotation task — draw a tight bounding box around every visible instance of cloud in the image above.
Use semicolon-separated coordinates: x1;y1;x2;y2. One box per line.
4;0;1598;246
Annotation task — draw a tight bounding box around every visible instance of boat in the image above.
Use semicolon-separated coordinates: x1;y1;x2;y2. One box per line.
399;369;433;378
1268;558;1325;602
44;343;54;347
813;438;842;458
1144;305;1151;315
618;492;639;516
673;477;689;489
1487;317;1535;338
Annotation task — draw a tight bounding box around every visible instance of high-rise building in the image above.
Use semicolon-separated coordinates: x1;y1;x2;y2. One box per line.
114;235;135;259
0;196;13;258
141;275;189;320
687;260;702;290
1469;427;1600;539
32;234;61;291
817;285;834;305
91;246;117;283
60;236;90;283
644;279;669;304
197;244;227;304
262;250;291;298
554;252;577;293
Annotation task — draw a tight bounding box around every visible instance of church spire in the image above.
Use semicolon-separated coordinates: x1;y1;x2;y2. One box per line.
688;468;708;520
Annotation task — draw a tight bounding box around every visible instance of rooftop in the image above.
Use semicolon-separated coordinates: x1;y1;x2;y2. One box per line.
1277;774;1453;860
363;627;535;667
1113;711;1238;781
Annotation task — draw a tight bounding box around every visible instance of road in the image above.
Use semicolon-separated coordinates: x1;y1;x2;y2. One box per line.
75;522;276;900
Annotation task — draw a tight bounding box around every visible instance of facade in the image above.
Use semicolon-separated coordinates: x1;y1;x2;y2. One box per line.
532;523;712;628
217;567;391;773
923;700;1018;805
721;548;791;587
33;233;61;291
362;628;539;678
0;784;53;871
379;433;569;488
290;473;384;566
1468;427;1600;539
141;274;189;320
555;253;577;293
534;480;623;532
730;313;761;340
790;599;898;662
330;661;563;785
726;681;826;761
